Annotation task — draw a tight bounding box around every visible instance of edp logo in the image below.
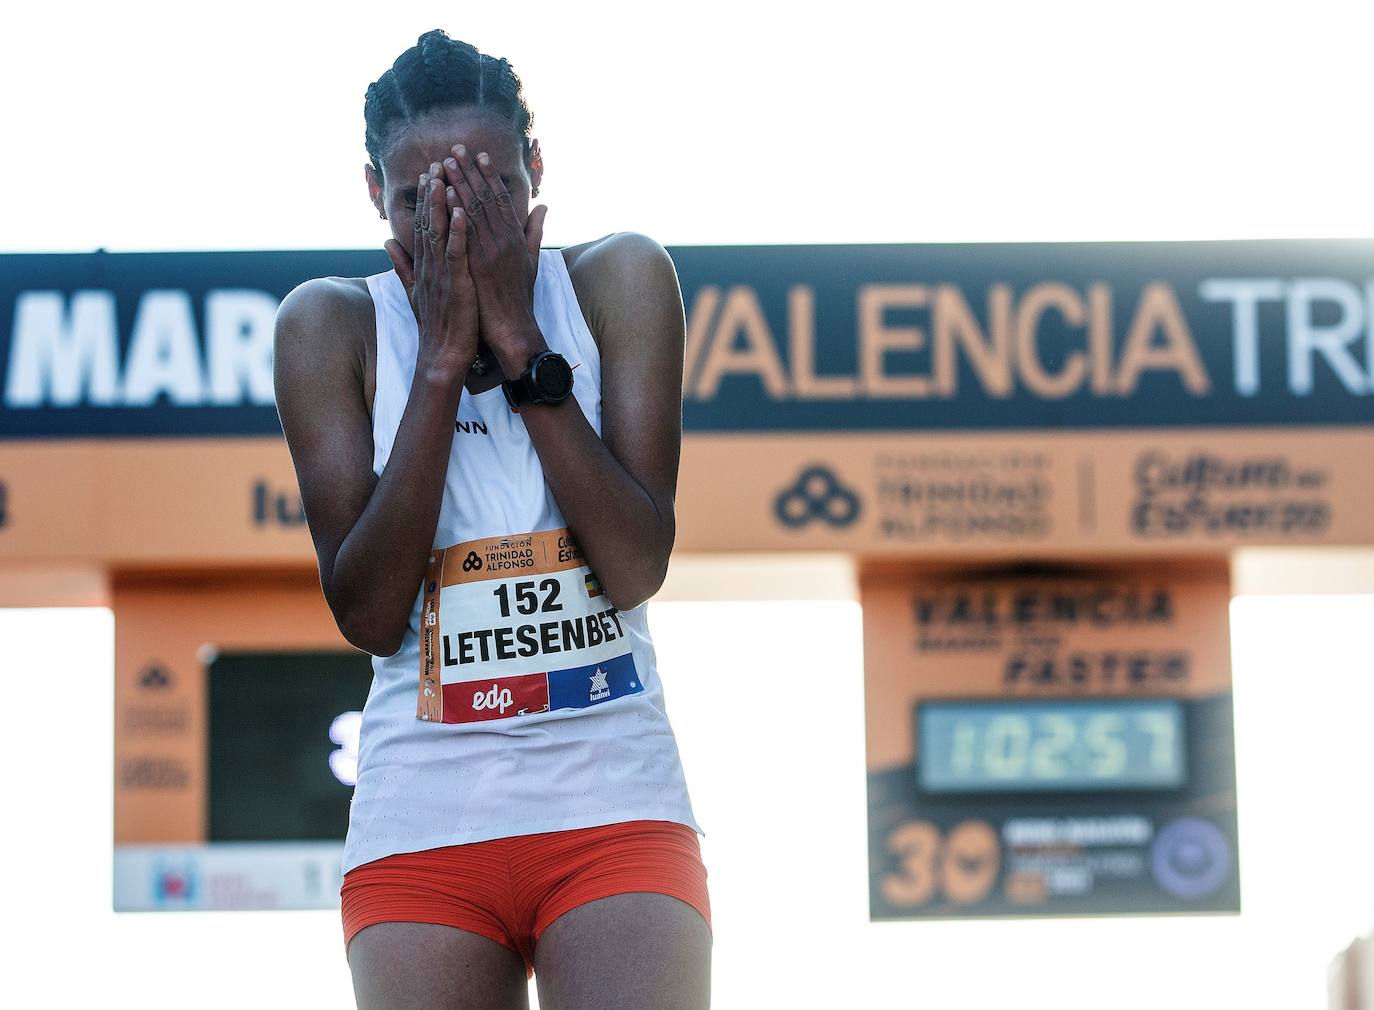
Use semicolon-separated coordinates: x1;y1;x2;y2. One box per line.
473;684;515;715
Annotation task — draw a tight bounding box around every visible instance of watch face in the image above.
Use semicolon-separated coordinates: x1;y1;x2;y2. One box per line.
533;353;574;400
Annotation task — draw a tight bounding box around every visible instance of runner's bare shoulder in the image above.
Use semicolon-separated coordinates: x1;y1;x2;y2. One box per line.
272;276;377;600
274;276;371;386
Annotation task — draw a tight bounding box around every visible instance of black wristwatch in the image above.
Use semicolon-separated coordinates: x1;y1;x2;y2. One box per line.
503;349;574;410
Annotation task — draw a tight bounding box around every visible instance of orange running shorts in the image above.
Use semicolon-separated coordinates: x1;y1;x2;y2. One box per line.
340;818;710;978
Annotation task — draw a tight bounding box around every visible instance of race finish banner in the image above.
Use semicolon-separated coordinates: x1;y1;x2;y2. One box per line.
1;240;1373;561
862;559;1238;918
0;240;1367;913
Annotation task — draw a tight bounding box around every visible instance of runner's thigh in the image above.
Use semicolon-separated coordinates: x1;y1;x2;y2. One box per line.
348;921;530;1010
533;893;711;1010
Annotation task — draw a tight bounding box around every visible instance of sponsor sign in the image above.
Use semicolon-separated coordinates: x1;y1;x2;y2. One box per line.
111;574;374;911
0;241;1371;562
114;842;345;912
3;241;1373;436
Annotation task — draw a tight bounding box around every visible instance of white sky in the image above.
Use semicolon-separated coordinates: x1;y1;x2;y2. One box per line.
3;0;1373;252
6;599;1374;1008
5;2;1374;1006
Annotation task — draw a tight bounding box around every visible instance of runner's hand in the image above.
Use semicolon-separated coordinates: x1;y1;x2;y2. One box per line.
384;163;481;378
441;145;549;369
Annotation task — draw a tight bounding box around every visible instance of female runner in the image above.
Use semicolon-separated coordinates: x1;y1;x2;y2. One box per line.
273;29;709;1010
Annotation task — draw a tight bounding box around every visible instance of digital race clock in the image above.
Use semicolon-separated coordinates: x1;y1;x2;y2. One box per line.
917;698;1187;793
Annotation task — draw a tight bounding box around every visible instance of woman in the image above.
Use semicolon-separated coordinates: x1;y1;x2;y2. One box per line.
273;30;709;1010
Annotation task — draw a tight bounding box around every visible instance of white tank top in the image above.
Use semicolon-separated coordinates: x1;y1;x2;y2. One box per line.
340;249;701;875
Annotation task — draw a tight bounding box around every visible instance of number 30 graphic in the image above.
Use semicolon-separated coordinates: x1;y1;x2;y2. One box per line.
882;819;1000;908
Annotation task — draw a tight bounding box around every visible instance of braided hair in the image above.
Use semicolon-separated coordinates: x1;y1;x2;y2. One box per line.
364;29;535;187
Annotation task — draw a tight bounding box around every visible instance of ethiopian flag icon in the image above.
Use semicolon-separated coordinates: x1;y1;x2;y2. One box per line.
584;572;604;598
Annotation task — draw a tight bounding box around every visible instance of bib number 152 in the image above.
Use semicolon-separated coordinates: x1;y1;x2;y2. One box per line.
492;578;564;617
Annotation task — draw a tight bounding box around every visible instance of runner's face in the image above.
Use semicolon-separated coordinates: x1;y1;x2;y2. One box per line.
370;107;536;259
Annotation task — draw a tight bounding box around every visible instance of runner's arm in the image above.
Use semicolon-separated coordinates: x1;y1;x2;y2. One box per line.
500;232;684;612
273;277;467;656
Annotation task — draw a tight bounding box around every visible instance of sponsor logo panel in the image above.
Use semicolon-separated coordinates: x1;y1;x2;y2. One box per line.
442;672;550;724
547;651;642;711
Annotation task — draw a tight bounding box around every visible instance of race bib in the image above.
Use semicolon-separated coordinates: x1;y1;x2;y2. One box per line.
417;527;642;724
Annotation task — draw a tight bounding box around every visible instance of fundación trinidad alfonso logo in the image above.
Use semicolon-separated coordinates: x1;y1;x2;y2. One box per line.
774;464;862;529
137;662;173;691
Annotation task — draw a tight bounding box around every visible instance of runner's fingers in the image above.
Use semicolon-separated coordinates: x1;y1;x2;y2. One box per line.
448;146;494;240
426;165;447;251
412;172;429;276
475;151;520;229
414;172;427;233
445;207;467;267
444;187;464;260
457;147;497;226
441;156;471;216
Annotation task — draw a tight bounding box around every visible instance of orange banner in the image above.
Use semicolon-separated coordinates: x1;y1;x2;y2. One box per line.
1;429;1372;567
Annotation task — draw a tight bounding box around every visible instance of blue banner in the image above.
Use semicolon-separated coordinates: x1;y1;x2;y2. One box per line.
3;240;1371;439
